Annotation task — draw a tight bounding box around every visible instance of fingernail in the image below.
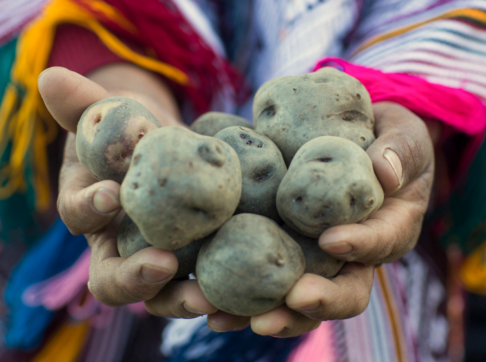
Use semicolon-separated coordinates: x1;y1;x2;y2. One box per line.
93;188;120;214
207;322;227;333
140;264;173;283
321;242;353;255
232;323;250;332
383;149;403;187
270;326;288;338
183;302;205;316
295;301;321;313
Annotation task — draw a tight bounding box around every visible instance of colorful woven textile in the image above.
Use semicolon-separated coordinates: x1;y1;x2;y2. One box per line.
4;219;86;349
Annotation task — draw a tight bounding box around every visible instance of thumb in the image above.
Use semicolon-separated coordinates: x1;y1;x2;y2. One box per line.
38;67;109;133
367;102;434;195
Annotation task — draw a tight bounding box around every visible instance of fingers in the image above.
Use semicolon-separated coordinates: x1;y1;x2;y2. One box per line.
251;305;320;338
88;230;179;307
286;264;374;321
368;102;434;194
319;197;424;264
38;67;109;133
58;133;122;235
144;280;218;319
207;311;250;332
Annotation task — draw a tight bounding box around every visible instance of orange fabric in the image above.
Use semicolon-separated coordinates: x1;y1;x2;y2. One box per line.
461;242;486;295
32;320;90;362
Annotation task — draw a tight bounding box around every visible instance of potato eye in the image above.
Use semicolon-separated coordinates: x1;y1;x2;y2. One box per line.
317;157;332;162
260;105;276;118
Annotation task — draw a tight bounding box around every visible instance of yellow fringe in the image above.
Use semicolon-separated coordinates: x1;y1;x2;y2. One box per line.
461;242;486;295
32;320;90;362
0;0;188;211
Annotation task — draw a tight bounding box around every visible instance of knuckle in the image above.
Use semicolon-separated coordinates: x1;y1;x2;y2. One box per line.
116;273;158;302
350;288;371;317
57;193;83;235
144;300;162;316
88;280;121;307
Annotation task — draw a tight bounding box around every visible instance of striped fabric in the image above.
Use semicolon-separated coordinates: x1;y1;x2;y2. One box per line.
349;0;486;101
1;0;483;361
0;0;50;43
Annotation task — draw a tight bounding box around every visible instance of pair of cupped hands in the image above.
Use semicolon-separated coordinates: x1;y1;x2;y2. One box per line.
39;64;435;338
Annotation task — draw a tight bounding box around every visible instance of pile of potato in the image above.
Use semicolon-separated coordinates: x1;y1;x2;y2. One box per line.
76;68;384;316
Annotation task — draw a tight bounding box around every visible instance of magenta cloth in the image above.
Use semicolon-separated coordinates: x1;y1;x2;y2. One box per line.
314;57;486;136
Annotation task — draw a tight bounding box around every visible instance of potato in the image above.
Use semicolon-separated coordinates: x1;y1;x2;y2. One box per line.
282;225;344;277
121;126;242;250
277;136;383;238
214;126;287;222
76;96;161;183
117;214;208;279
191;112;253;137
253;68;375;164
196;214;305;316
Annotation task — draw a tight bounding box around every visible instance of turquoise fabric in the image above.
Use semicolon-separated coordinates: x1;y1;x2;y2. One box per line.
441;139;486;254
0;38;40;245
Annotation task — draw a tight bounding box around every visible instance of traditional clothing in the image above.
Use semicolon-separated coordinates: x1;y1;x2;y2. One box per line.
1;0;486;361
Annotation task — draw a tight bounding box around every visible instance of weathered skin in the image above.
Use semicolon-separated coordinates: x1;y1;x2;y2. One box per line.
277;136;384;238
117;214;208;279
121;127;242;250
214;126;287;222
190;112;254;137
76;96;161;183
196;214;305;316
282;225;345;277
253;68;375;165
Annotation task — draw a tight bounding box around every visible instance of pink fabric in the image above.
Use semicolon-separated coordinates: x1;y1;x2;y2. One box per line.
314;57;486;136
22;248;146;325
287;321;335;362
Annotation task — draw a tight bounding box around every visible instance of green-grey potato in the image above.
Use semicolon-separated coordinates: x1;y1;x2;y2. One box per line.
277;136;384;238
253;68;375;164
191;112;253;137
282;225;345;277
196;214;305;316
76;96;161;183
117;214;208;279
214;126;287;222
121;126;242;250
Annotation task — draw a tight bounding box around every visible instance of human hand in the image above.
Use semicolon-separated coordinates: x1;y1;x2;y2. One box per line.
39;66;217;317
205;101;435;337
